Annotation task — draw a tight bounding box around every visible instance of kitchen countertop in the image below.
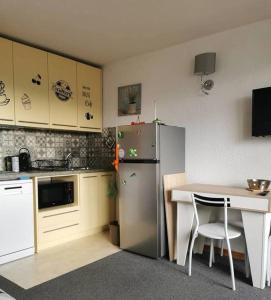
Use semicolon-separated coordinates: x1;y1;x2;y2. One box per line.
0;168;115;180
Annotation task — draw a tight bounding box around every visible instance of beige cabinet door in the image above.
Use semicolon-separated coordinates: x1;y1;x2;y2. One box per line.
48;53;78;129
77;63;102;131
0;38;14;125
13;42;49;128
98;173;115;227
79;174;99;232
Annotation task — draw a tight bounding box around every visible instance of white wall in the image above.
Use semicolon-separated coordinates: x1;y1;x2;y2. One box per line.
103;19;271;187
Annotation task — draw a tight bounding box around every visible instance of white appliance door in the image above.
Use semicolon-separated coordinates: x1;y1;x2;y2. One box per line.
0;182;34;257
119;162;158;258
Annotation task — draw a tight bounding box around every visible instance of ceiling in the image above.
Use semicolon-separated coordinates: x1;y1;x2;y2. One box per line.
1;0;271;65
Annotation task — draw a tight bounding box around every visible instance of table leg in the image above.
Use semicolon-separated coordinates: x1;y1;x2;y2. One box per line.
241;211;271;289
176;202;194;266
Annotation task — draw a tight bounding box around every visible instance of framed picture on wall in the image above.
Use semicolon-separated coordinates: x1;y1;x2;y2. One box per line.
118;83;141;116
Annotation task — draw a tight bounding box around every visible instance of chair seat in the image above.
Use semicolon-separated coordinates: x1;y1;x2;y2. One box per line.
198;222;242;240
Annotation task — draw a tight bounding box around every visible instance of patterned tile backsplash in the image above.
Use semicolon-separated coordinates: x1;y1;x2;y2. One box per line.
0;127;116;171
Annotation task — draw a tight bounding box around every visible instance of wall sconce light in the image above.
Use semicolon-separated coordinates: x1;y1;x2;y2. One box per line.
194;52;216;95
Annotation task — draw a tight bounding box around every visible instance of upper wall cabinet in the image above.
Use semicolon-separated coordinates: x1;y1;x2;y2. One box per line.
48;53;78;130
13;43;49;128
77;63;102;132
0;38;15;125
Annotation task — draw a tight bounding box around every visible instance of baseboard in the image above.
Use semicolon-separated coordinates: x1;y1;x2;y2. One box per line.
204;245;245;261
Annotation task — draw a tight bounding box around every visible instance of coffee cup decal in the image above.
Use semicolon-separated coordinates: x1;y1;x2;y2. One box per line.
52;80;72;101
0;81;11;106
21;93;32;110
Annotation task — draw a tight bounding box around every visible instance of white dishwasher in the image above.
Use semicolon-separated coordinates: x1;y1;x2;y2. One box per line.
0;179;34;264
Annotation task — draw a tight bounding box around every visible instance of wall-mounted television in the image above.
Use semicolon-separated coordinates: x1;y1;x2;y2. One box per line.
252;87;271;136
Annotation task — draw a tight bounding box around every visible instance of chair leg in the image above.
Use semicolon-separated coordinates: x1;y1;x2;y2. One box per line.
209;239;214;268
226;238;236;291
220;240;224;257
267;237;271;286
188;231;198;276
212;240;215;263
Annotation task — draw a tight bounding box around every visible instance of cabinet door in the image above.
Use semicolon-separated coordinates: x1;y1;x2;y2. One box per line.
13;43;49;128
48;53;78;129
77;63;102;131
79;174;99;232
0;38;14;124
98;173;115;227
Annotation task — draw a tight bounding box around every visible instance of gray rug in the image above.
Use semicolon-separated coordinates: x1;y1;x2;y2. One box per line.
0;251;270;300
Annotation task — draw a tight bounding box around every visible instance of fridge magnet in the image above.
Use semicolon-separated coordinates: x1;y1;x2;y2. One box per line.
118;83;141;116
21;93;31;110
0;81;10;106
52;80;72;101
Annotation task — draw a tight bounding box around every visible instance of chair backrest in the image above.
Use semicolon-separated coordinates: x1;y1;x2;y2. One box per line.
191;193;231;237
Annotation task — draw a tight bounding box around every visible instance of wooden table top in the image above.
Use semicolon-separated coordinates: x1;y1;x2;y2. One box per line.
172;184;271;212
172;183;271;199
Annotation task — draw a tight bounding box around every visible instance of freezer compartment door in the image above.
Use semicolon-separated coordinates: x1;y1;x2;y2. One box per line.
118;123;158;160
119;163;158;258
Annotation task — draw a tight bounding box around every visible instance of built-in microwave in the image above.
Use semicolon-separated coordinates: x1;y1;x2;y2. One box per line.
38;181;74;209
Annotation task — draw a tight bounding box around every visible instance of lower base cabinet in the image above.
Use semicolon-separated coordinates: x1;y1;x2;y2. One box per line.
35;172;116;252
79;172;115;235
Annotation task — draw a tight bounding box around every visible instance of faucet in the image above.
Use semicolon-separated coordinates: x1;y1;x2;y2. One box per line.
65;152;72;169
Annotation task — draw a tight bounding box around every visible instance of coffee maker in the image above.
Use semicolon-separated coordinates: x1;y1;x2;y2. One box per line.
18;148;31;171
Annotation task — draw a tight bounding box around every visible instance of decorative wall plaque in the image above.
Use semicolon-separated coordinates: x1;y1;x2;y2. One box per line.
118;83;141;116
53;80;72;101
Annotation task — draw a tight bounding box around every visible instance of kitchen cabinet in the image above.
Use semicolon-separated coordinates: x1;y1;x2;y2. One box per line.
77;63;102;132
0;37;103;132
13;43;49;128
0;37;14;125
98;173;115;227
48;53;78;130
79;174;99;234
79;172;115;235
34;172;115;251
34;174;80;251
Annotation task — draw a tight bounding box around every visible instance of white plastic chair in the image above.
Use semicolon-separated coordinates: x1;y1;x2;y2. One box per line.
188;193;242;291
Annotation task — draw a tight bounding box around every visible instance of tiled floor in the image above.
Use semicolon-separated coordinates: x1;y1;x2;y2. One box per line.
0;231;120;289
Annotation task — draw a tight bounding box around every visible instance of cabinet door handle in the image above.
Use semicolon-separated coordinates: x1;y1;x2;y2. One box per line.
43;223;79;233
4;186;22;190
0;118;13;121
17;120;49;125
43;209;79;218
80;126;100;129
52;123;77;128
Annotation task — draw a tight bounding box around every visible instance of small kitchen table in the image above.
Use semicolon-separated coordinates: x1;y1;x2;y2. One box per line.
172;184;271;289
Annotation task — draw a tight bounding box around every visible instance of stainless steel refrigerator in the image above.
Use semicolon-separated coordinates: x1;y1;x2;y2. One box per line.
118;123;185;258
